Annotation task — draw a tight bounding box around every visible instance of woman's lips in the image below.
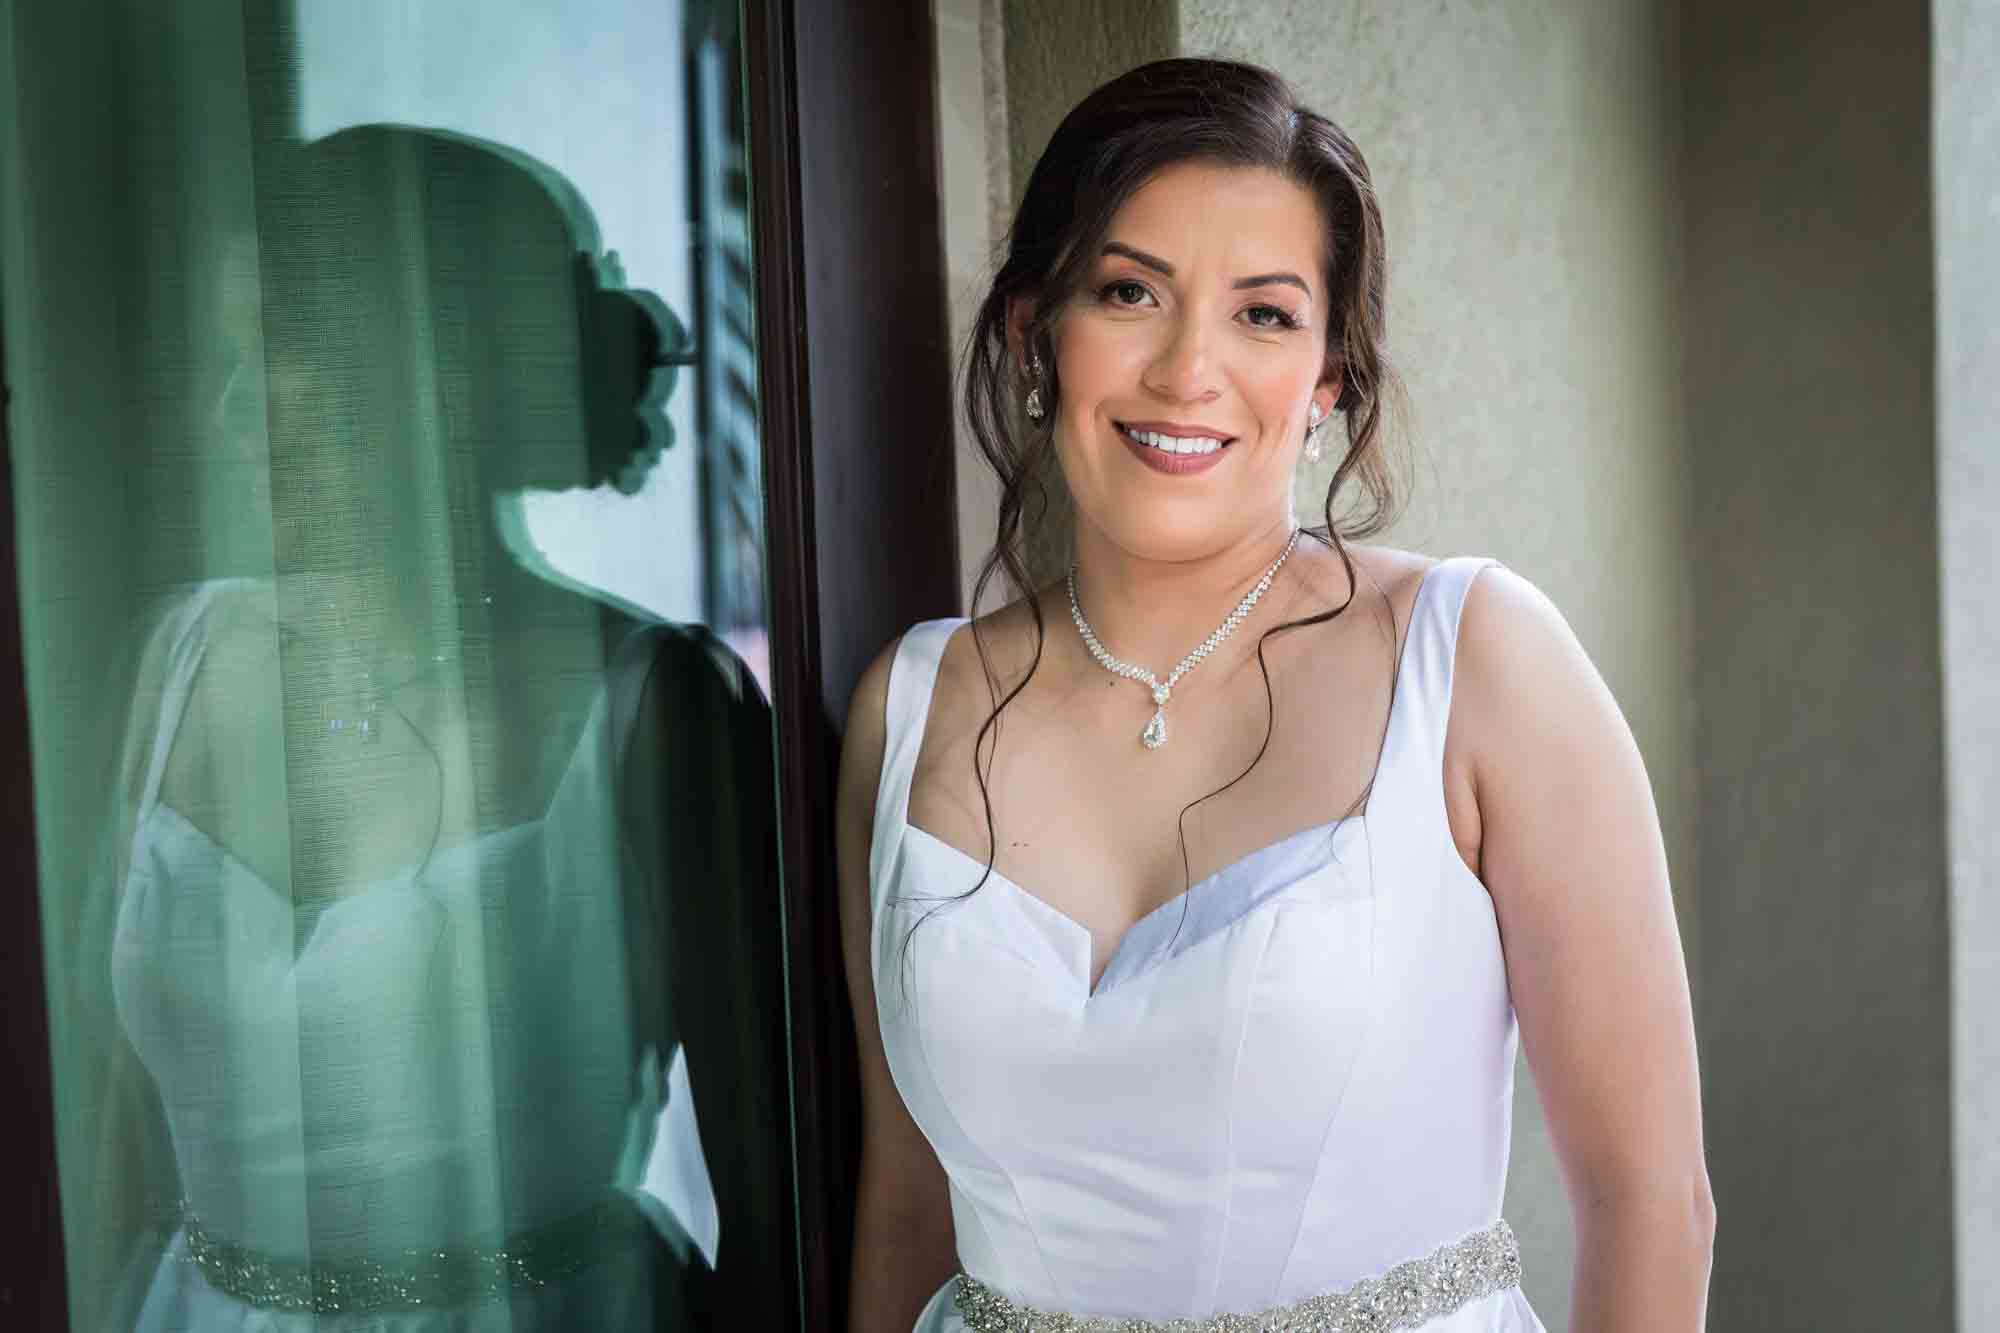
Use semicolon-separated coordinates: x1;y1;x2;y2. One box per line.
1115;421;1234;476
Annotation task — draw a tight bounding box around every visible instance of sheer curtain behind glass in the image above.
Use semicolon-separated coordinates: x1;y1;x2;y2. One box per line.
0;2;791;1328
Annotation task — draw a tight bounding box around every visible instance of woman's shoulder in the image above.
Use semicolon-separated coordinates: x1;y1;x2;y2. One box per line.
1333;541;1554;639
847;612;969;731
1333;540;1435;604
927;586;1062;713
1281;539;1437;650
841;614;963;789
1293;543;1571;704
836;614;973;857
1334;544;1566;682
1421;553;1597;787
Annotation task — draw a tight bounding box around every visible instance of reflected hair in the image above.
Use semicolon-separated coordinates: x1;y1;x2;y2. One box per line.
895;57;1408;990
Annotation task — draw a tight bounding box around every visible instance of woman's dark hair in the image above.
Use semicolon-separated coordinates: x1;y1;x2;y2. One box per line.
899;57;1406;984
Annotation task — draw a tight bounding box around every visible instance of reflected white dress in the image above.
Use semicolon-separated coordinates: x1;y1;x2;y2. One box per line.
869;558;1548;1332
112;581;718;1330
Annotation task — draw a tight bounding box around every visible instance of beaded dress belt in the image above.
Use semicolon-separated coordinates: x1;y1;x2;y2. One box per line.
178;1193;653;1313
952;1218;1522;1333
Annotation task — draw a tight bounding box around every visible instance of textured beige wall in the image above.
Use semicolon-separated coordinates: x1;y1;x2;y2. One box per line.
1683;1;1952;1328
935;0;1010;613
1002;0;1179;205
1939;2;2000;1325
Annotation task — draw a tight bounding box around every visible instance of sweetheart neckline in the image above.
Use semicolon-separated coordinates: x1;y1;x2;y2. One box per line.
142;800;541;911
899;815;1363;996
886;561;1453;997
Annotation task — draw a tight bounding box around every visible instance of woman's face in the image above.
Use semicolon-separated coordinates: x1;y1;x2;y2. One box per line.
1037;161;1339;562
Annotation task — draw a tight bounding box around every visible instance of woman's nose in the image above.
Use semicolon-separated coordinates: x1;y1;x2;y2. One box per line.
1142;314;1216;403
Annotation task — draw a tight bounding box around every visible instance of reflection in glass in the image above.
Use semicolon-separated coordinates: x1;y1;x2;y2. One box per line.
0;2;791;1328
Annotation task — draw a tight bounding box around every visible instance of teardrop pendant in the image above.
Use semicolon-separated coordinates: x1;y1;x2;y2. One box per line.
1068;526;1301;759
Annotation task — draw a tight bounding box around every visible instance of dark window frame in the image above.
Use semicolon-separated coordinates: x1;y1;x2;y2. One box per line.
745;0;961;1324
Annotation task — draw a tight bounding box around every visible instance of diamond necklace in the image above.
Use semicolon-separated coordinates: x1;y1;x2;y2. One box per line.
1067;526;1302;750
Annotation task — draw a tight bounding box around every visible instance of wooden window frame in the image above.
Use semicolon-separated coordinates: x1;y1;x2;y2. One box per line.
745;0;961;1324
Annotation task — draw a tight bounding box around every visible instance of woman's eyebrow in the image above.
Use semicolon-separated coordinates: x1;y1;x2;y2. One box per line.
1101;241;1174;274
1100;242;1311;297
1232;271;1311;295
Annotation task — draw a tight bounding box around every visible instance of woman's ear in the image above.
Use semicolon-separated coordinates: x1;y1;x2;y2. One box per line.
1316;370;1344;417
1005;296;1038;375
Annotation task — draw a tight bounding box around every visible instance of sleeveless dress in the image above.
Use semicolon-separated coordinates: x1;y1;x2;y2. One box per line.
869;557;1548;1332
110;580;738;1330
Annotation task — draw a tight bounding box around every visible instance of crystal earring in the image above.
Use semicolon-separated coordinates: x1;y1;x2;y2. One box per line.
1024;352;1046;422
1303;402;1327;463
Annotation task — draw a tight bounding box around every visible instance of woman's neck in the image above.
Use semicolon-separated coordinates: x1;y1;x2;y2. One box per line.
1063;515;1307;673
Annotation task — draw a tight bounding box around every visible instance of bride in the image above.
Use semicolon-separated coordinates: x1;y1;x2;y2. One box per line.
837;58;1713;1331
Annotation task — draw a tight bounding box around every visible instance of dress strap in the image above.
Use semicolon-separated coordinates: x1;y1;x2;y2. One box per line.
136;581;235;821
1371;557;1505;823
867;617;968;903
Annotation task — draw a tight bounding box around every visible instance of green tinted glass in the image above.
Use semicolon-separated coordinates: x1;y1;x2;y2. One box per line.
0;1;795;1326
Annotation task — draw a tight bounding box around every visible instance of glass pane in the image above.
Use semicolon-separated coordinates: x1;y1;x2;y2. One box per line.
0;1;794;1327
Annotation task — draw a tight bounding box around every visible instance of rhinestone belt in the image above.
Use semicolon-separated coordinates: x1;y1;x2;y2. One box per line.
951;1218;1522;1333
178;1193;651;1313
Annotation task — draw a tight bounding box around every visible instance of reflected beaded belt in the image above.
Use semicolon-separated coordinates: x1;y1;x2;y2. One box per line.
952;1218;1522;1333
179;1194;651;1313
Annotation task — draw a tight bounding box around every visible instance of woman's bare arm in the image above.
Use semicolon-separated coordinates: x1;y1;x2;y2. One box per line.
1456;568;1716;1330
838;637;958;1332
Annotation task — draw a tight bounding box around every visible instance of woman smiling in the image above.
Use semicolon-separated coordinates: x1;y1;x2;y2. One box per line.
837;57;1713;1333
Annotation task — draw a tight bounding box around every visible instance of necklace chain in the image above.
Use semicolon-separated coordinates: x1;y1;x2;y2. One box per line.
1067;526;1302;750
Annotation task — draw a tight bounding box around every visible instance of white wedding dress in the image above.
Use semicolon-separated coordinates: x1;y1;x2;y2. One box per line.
869;558;1548;1331
111;580;722;1330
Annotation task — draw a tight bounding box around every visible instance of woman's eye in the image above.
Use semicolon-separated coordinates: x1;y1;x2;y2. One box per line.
1244;304;1301;330
1101;280;1153;306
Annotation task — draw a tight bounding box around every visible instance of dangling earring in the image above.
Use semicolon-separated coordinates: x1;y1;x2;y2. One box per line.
1024;352;1046;422
1303;401;1327;463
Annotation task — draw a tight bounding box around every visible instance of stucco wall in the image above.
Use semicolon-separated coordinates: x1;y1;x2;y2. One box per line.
935;0;1011;612
1937;0;1997;1327
1002;0;1179;205
1683;2;1953;1327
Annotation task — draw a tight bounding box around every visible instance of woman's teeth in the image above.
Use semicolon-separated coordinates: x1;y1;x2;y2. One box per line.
1121;425;1227;456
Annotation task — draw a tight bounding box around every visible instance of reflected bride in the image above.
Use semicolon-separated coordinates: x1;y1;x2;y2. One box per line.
105;126;783;1329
